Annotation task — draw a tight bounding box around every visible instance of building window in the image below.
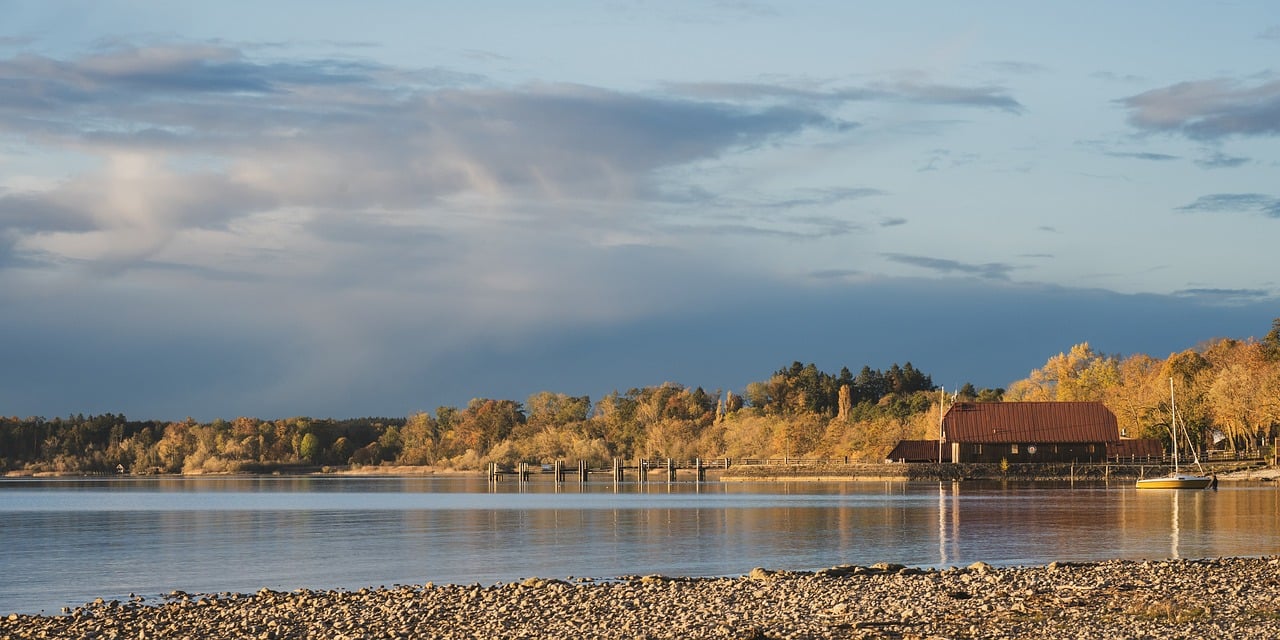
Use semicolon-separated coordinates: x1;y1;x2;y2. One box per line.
1011;444;1019;454
974;444;983;455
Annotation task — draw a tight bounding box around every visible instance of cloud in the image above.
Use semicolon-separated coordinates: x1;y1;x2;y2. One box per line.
808;268;862;280
1176;193;1280;218
1092;71;1145;84
882;80;1024;113
1174;288;1273;303
4;273;1275;420
1105;151;1179;161
1194;151;1249;168
662;215;860;240
669;79;1024;113
1120;77;1280;139
0;44;850;275
882;253;1015;280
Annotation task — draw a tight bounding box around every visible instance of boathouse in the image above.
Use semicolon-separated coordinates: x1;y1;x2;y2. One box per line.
941;401;1119;463
886;402;1169;464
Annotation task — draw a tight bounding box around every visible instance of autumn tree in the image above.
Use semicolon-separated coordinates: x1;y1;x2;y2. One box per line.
1006;343;1118;402
399;412;439;465
1263;318;1280;362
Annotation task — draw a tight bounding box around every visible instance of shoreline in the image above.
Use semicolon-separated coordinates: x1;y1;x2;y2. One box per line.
4;556;1279;638
6;461;1277;482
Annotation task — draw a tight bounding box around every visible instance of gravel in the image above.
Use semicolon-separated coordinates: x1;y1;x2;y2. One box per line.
3;556;1279;639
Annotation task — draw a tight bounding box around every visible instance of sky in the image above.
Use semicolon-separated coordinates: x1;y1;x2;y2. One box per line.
2;1;1278;421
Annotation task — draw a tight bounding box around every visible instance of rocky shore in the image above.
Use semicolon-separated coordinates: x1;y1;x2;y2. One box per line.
4;557;1279;639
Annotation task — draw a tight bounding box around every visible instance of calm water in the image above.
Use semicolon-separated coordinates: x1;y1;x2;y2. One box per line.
2;476;1278;615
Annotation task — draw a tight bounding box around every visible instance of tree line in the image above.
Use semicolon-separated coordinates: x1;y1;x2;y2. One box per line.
0;361;975;474
3;318;1278;474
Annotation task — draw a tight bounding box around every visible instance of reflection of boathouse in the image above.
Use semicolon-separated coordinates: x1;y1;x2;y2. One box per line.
888;401;1160;464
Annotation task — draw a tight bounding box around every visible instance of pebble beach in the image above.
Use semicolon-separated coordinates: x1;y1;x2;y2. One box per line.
3;556;1279;639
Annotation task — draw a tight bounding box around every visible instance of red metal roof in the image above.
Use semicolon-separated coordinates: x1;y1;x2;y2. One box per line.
943;402;1119;444
1107;438;1163;459
886;440;950;462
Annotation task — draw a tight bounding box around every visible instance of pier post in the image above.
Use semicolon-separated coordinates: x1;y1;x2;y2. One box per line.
695;457;705;483
638;458;647;484
554;459;564;483
612;458;623;483
667;458;675;483
578;459;588;483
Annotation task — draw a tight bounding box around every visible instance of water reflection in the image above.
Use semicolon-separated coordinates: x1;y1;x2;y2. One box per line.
2;478;1279;615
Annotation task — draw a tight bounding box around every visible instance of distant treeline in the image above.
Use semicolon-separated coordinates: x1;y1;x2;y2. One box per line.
0;361;986;474
4;318;1278;474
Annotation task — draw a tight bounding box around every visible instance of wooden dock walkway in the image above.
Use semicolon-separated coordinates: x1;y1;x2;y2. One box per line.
486;458;728;484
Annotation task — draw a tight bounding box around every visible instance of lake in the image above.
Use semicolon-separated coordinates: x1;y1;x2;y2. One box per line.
2;476;1277;615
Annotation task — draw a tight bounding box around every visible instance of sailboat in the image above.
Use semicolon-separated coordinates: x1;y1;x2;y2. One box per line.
1136;379;1212;490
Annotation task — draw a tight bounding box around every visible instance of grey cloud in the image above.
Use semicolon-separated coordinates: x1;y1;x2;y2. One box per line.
1177;193;1280;218
1092;71;1145;84
667;214;859;240
411;85;830;189
761;187;885;209
882;253;1014;280
71;45;372;92
649;185;883;215
808;269;862;280
879;217;907;227
1195;151;1249;168
0;44;847;272
1120;78;1280;139
1174;288;1272;302
881;81;1024;113
0;192;97;233
8;271;1276;420
918;148;980;172
1261;26;1280;40
0;170;277;247
668;81;878;103
1105;151;1179;161
670;79;1023;113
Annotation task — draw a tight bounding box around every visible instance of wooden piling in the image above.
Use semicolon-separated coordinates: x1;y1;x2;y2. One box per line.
667;458;676;483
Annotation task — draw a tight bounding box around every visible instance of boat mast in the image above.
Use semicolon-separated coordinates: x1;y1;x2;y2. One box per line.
1170;377;1179;473
938;386;945;463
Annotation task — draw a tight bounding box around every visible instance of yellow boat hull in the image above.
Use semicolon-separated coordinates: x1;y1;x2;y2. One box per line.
1136;474;1212;490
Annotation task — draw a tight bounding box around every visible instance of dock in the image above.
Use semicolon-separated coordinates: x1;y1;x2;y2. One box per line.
485;458;727;484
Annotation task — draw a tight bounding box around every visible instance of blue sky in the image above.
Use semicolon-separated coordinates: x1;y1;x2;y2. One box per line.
2;1;1278;420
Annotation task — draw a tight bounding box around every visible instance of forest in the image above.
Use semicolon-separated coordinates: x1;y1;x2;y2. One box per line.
3;319;1279;475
